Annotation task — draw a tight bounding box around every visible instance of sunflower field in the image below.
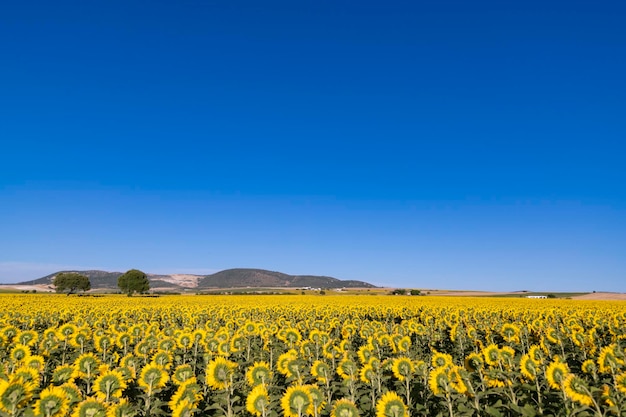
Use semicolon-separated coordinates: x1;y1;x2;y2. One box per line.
1;294;625;417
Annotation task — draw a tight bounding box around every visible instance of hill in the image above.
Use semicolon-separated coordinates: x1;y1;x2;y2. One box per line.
17;268;375;290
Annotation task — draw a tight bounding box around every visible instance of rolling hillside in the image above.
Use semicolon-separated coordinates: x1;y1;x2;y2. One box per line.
17;268;375;290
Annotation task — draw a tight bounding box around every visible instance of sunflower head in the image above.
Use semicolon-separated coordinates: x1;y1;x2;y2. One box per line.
246;361;273;387
72;399;107;417
205;357;237;390
246;384;270;417
93;370;127;402
545;361;569;390
0;378;36;414
391;357;414;382
173;364;195;386
331;398;360;417
280;385;312;417
311;360;330;384
32;386;69;417
375;391;407;417
563;374;593;407
139;363;169;394
464;353;484;372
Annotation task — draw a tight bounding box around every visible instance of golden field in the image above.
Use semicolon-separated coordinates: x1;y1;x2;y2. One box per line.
1;294;625;417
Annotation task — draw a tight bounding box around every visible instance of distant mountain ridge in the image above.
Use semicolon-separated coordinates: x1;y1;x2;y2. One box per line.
18;268;375;290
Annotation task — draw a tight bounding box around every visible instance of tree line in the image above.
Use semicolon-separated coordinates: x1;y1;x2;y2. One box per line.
52;269;150;295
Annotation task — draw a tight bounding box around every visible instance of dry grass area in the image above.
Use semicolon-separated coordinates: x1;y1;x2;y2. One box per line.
572;292;626;301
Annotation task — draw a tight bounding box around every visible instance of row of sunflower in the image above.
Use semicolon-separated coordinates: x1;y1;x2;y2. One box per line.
1;294;626;416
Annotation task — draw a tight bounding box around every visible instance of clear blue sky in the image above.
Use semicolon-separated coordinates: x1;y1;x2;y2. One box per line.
1;1;625;291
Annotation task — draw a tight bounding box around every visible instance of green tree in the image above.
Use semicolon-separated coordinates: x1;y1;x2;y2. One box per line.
410;289;421;296
118;269;150;295
53;272;91;295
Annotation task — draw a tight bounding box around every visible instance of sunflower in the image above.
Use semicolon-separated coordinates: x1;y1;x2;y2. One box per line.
331;398;360;417
246;361;273;387
598;344;623;374
17;330;38;347
12;365;41;386
484;371;512;388
428;367;450;395
246;385;270;417
563;374;593;407
104;398;135;417
449;366;469;394
501;323;520;343
375;391;407;417
169;378;202;410
205;357;237;390
281;385;312;417
0;378;36;415
138;363;169;395
93;370;127;402
545;361;569;390
25;355;45;372
277;350;298;376
395;336;411;353
499;346;515;368
71;399;107;417
32;386;69;417
171;399;195;417
337;358;358;381
581;359;596;375
304;385;325;416
359;363;375;384
10;344;31;363
150;350;173;369
357;345;374;364
59;383;83;406
482;344;501;367
177;333;193;350
311;360;331;384
73;353;101;380
464;353;484;372
172;364;195;386
528;345;544;364
391;357;413;382
284;328;303;346
520;354;539;381
431;351;453;369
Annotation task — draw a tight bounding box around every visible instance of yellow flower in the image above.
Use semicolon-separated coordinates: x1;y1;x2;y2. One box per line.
431;351;453;369
105;398;135;417
0;378;36;415
246;385;270;417
71;399;106;417
359;363;375;384
304;384;325;416
482;344;500;367
375;391;407;417
391;357;414;382
311;360;331;384
281;385;312;417
520;354;539;381
32;386;70;417
169;378;202;410
93;370;127;402
331;398;360;417
246;361;273;387
465;353;483;372
172;364;195;386
138;363;169;395
337;357;358;381
449;365;469;394
563;374;593;407
205;357;237;390
545;360;569;390
428;367;449;395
